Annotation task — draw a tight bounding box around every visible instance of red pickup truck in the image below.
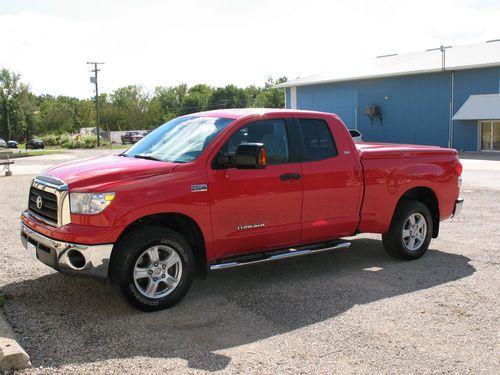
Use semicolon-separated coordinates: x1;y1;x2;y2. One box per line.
20;109;463;311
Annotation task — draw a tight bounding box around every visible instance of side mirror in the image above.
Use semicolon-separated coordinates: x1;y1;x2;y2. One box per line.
234;143;267;169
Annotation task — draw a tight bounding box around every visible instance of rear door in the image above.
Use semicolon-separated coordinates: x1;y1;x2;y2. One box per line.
208;118;303;259
297;117;363;243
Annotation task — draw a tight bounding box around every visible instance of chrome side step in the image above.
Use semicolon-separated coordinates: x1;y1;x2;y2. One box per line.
210;240;351;270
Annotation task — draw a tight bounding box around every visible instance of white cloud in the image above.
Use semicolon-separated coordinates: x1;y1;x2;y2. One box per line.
0;0;499;98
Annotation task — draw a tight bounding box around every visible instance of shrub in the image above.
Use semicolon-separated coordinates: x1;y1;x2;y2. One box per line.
39;133;107;149
41;134;58;146
82;135;97;148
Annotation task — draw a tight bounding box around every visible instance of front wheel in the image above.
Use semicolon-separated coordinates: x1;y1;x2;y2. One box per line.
382;200;433;260
110;226;195;311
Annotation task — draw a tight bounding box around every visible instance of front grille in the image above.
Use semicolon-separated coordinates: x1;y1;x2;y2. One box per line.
29;186;58;225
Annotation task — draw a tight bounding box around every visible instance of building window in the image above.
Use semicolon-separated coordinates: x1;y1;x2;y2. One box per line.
480;121;500;151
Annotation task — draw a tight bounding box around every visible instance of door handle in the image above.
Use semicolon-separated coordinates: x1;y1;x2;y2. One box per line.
280;173;301;181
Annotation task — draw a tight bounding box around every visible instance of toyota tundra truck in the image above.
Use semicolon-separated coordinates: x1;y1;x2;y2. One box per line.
20;109;464;311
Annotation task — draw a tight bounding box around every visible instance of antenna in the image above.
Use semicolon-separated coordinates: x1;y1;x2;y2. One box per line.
376;54;398;58
426;45;452;71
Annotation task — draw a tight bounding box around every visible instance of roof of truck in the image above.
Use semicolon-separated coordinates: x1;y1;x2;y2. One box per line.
192;108;336;119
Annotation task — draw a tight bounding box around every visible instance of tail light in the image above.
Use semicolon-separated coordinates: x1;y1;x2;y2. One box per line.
454;160;463;176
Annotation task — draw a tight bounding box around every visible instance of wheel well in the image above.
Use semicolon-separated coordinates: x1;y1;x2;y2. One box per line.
397;187;440;238
111;213;208;278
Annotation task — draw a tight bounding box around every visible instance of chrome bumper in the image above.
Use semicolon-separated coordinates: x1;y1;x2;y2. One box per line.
452;198;464;218
20;223;113;279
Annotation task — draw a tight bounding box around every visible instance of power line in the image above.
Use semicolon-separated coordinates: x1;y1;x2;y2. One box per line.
86;61;104;146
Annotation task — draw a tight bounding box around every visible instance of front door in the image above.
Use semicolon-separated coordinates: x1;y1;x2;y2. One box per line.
208;118;303;259
480;121;500;151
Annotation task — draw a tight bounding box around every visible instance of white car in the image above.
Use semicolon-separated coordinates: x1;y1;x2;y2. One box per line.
348;129;364;142
0;138;7;148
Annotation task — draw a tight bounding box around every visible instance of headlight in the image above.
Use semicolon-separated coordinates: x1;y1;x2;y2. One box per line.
70;192;115;215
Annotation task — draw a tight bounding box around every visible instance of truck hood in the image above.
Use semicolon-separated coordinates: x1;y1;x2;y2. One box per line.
40;155;178;189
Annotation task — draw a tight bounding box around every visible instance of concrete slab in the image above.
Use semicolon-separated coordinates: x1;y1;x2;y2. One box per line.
0;312;31;371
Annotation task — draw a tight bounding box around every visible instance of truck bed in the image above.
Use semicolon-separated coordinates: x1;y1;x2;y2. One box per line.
356;142;457;159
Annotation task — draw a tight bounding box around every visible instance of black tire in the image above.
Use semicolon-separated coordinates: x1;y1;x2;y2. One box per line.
110;225;195;311
382;200;433;260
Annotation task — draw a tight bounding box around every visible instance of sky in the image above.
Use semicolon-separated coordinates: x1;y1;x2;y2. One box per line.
1;0;499;98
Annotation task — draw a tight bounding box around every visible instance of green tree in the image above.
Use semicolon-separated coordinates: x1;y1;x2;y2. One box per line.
110;85;152;130
154;84;187;120
37;95;78;134
3;69;290;138
0;68;23;139
179;84;213;115
254;76;287;108
14;88;39;141
207;85;244;109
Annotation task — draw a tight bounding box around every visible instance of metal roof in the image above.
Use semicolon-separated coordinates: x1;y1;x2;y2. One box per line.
277;41;500;88
453;93;500;120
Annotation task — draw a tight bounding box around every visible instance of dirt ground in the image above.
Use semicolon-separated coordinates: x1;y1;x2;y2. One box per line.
0;151;498;374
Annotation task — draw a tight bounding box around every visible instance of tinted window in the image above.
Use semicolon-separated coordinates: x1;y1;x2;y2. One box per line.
349;130;361;137
218;119;289;165
299;119;337;161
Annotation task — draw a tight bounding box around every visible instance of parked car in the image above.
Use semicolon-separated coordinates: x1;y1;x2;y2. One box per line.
349;129;364;142
7;140;19;148
121;131;144;144
0;138;6;148
26;139;45;149
21;109;463;311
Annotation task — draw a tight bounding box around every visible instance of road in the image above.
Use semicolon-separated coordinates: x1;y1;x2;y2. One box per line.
0;151;498;374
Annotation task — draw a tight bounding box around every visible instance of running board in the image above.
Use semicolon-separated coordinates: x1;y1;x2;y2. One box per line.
210;240;351;270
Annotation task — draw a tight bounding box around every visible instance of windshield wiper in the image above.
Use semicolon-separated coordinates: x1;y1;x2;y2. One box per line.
133;154;163;161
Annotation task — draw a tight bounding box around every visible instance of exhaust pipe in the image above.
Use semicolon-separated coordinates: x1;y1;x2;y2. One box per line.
67;249;86;269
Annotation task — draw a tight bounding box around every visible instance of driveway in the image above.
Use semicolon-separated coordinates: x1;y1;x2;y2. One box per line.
0;151;498;374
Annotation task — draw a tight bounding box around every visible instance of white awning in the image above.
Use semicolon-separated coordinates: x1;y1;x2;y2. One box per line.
453;94;500;120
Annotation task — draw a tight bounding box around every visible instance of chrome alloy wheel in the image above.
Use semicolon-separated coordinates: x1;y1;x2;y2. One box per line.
133;245;183;299
401;213;427;251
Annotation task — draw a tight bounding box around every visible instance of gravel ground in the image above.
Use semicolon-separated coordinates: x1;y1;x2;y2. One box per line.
0;152;499;374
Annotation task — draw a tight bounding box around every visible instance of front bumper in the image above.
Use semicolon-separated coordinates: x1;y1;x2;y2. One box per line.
452;198;464;218
20;223;113;279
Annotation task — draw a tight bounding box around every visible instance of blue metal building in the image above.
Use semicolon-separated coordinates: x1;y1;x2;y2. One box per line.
278;41;500;151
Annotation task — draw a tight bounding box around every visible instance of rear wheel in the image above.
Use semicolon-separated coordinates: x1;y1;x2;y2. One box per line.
382;200;433;260
111;226;195;311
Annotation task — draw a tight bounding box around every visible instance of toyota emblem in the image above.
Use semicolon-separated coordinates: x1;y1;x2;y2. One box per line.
36;195;43;209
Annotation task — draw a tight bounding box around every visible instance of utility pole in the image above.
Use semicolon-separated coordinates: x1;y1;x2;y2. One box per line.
87;62;104;146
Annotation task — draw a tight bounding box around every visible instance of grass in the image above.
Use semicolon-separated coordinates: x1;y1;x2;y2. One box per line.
2;148;64;158
0;291;6;307
16;150;63;158
17;143;62;150
4;142;129;157
96;143;130;150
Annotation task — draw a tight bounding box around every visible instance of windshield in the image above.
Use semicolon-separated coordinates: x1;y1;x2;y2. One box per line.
124;116;233;163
